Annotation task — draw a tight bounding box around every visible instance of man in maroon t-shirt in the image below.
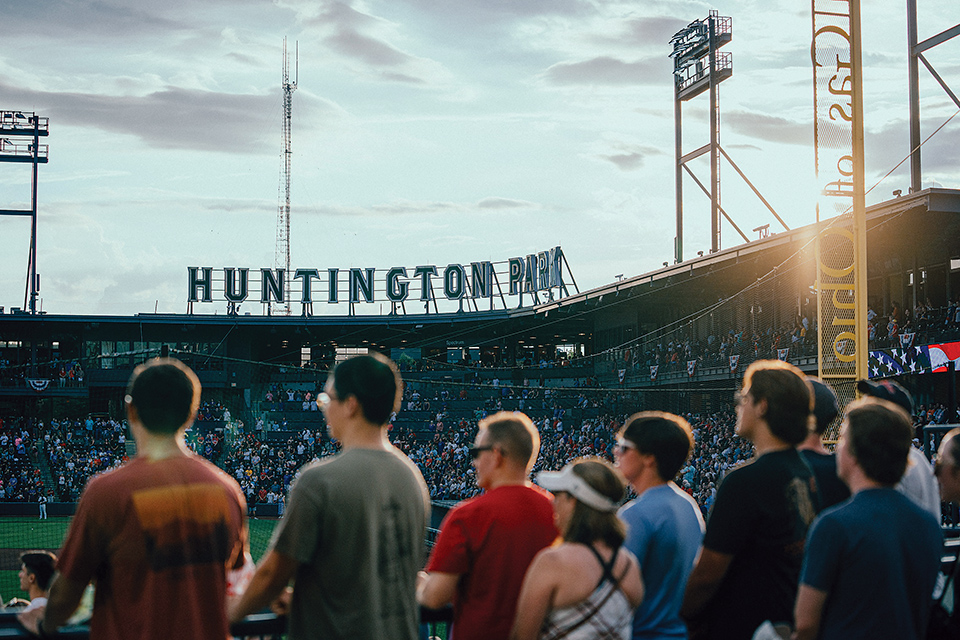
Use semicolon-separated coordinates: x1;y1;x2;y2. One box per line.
19;359;247;640
418;412;558;640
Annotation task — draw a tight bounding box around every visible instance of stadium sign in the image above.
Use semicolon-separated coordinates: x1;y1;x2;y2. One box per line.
187;247;565;308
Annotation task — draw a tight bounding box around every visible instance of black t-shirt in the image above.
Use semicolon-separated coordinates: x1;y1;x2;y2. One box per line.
700;448;818;640
799;449;850;511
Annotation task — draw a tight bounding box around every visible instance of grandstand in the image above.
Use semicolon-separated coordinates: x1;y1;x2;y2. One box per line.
0;187;958;636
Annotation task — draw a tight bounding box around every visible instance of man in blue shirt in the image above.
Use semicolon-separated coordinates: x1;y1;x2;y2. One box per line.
617;411;704;639
794;398;942;640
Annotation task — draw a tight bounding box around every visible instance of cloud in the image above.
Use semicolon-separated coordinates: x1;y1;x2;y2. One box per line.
477;197;538;209
725;109;811;145
395;0;589;24
299;196;543;217
0;81;335;154
299;0;453;85
866;116;960;177
202;199;275;214
324;29;412;67
1;0;188;40
601;152;644;171
726;143;763;153
590;16;689;49
544;56;670;86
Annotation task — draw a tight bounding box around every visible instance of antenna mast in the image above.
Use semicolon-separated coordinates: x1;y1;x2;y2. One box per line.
275;37;298;314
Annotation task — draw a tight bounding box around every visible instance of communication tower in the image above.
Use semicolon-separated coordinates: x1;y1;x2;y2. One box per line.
274;38;298;315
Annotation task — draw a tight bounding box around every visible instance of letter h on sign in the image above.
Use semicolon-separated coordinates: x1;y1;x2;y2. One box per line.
188;267;213;303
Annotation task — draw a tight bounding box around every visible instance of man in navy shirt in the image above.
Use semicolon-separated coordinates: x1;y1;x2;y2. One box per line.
794;398;942;640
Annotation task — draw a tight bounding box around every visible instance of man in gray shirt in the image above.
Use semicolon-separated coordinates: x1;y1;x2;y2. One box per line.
229;354;430;640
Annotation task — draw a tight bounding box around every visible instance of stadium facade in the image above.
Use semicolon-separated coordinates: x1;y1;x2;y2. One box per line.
1;187;959;425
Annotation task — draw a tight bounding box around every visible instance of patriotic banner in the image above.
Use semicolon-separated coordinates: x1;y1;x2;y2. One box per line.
687;360;697;377
618;369;626;384
27;379;50;392
777;348;790;361
900;332;915;350
869;345;931;377
650;365;659;381
929;341;960;373
729;354;740;372
866;339;960;382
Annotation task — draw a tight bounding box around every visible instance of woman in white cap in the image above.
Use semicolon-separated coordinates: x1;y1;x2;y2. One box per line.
510;458;643;640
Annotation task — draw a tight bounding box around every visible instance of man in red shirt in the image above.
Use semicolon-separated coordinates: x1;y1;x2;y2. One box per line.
19;358;247;640
418;411;558;640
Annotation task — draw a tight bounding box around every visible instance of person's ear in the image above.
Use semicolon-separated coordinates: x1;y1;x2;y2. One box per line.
126;401;139;426
755;397;769;420
640;452;658;472
342;394;362;419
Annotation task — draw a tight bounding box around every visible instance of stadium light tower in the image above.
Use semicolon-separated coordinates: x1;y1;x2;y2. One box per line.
670;11;732;263
0;111;49;314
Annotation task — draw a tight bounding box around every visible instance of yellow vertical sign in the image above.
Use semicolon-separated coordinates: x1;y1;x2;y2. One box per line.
812;0;867;435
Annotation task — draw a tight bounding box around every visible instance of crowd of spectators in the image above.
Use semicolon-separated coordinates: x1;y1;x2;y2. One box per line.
38;416;127;502
870;299;960;348
262;384;322;412
215;430;336;510
390;400;751;516
197;400;227;421
0;417;44;501
0;368;956;511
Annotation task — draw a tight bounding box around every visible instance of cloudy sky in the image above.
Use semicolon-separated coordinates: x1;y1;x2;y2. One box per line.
1;0;957;316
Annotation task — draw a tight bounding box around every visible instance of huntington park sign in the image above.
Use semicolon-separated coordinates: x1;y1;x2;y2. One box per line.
187;247;567;311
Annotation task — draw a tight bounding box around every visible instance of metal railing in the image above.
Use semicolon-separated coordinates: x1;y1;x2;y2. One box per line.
0;608;453;638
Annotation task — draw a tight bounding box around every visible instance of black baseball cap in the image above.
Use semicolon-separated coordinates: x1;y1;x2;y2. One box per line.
857;379;914;414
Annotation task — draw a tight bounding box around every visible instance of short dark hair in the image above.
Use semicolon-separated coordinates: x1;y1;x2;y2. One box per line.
20;550;56;591
621;411;694;482
331;353;402;425
479;411;540;471
126;358;200;435
844;398;914;485
807;377;840;435
743;360;812;445
563;459;626;549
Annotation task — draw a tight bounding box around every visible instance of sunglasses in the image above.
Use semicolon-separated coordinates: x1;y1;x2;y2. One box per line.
468;445;496;459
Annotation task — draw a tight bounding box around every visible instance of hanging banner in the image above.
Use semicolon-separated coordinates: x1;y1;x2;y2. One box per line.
899;332;915;350
687;360;697;377
650;365;659;381
813;0;866;430
27;379;50;392
777;348;790;361
729;354;740;372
